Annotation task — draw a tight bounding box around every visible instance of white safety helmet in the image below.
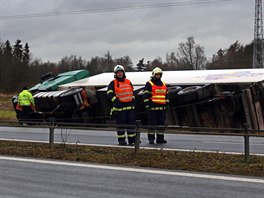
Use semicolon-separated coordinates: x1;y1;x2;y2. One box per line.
152;67;163;77
114;65;125;74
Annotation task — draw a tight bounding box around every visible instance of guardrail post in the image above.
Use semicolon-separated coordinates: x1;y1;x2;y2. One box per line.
49;118;56;148
243;123;250;162
134;120;141;155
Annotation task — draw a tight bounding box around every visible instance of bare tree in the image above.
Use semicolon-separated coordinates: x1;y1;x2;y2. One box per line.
58;55;86;72
177;37;206;70
147;57;163;71
115;55;134;71
104;50;114;72
165;52;179;70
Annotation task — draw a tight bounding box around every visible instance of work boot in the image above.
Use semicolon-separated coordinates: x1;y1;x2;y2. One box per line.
148;133;155;144
156;139;167;144
129;140;142;145
128;138;135;145
118;139;127;146
149;140;154;144
156;134;167;144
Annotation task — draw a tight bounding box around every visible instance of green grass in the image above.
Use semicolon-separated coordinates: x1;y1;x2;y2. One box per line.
0;110;17;120
0;140;263;177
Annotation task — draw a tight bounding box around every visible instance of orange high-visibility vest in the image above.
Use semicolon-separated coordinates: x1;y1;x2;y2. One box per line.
114;79;133;102
149;80;167;104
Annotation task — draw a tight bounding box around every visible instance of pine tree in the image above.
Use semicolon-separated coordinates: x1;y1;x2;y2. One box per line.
2;40;13;91
23;43;30;65
13;39;23;62
136;58;146;71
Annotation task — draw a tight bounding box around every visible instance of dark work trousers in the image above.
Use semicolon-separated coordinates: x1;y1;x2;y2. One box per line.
116;110;136;144
20;106;34;122
148;110;166;142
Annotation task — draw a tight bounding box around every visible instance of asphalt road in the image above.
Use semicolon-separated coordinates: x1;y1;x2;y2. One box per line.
0;126;264;154
1;156;264;198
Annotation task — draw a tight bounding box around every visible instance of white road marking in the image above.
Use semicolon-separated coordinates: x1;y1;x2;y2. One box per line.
0;138;48;143
0;156;264;184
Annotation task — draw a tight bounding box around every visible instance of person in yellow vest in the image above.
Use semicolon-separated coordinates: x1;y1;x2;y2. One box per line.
18;87;35;122
107;65;136;145
143;67;169;144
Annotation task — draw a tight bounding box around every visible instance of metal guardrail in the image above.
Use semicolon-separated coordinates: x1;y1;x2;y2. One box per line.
0;121;264;162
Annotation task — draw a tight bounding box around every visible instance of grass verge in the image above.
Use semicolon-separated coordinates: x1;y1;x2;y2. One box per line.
0;93;17;120
0;140;263;177
0;110;17;120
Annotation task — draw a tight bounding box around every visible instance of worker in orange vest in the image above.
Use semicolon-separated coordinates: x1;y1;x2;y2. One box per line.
107;65;136;145
143;67;169;144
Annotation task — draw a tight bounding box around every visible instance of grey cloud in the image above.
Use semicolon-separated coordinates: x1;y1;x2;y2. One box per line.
1;0;254;65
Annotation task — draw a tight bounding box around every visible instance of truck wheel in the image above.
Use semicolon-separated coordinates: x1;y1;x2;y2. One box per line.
168;86;182;100
177;86;202;104
177;86;202;95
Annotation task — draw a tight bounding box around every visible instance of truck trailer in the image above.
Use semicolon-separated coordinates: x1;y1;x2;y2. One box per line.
13;68;264;130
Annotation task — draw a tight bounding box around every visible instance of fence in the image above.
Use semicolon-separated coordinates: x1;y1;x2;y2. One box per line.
0;120;264;162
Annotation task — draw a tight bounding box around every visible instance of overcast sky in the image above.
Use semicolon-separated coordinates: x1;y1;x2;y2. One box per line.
0;0;253;65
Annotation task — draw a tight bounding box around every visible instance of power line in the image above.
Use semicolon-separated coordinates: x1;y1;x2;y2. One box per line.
1;0;245;20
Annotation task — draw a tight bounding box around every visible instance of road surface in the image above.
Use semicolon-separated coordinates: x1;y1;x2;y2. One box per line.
0;126;263;154
1;156;264;198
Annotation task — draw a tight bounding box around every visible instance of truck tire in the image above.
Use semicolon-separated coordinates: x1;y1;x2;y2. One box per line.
168;86;182;100
177;86;202;104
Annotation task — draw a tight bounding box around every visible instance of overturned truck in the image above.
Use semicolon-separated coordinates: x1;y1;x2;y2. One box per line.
12;69;89;123
13;68;264;130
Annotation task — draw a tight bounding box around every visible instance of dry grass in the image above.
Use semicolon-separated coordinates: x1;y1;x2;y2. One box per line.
0;110;17;120
0;93;17;120
0;93;15;108
0;140;263;177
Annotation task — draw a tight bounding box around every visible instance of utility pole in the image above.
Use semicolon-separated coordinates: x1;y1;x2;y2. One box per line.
253;0;264;68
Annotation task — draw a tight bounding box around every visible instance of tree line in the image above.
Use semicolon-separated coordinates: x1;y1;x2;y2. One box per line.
0;37;253;93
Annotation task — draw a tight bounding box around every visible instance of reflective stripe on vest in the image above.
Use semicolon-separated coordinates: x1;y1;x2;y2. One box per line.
114;79;133;102
149;80;167;104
